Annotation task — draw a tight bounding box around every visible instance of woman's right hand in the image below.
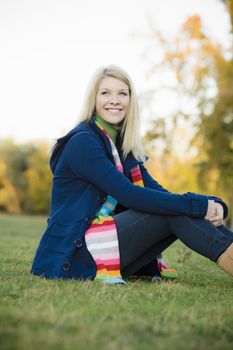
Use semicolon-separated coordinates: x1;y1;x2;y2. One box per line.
209;202;224;226
204;200;217;221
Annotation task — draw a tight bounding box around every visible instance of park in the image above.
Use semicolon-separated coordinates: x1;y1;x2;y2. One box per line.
1;1;233;349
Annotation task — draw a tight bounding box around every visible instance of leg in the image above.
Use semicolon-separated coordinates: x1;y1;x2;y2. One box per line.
217;224;233;238
166;216;233;262
114;210;176;277
114;210;233;277
169;218;233;276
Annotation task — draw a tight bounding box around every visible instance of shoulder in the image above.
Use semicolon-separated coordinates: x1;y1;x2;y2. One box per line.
68;122;102;148
50;121;103;172
71;121;95;137
62;122;107;161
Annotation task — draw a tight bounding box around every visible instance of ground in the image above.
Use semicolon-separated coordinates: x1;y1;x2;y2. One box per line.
0;213;232;350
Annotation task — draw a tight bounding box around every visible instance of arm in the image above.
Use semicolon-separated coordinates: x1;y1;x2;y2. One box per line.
63;132;209;218
141;160;228;219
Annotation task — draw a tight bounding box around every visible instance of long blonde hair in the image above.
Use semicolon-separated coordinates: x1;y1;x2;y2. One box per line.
78;65;145;161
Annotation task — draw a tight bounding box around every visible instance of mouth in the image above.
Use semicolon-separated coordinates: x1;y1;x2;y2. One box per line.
105;108;122;112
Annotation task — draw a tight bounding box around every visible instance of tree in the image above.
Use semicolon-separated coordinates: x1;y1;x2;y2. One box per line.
198;0;233;227
0;139;52;214
23;142;52;214
142;1;233;227
0;159;21;213
0;139;37;209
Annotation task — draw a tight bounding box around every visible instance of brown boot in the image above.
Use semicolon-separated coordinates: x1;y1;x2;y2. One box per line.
217;243;233;277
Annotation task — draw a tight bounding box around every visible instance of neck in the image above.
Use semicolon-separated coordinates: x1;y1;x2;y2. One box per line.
95;114;122;144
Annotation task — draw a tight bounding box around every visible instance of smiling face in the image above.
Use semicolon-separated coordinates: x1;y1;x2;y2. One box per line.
95;76;130;125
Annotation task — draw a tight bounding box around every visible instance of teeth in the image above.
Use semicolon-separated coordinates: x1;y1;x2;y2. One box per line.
107;109;121;112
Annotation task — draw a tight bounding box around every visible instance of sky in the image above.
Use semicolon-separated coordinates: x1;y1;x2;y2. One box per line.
0;0;231;143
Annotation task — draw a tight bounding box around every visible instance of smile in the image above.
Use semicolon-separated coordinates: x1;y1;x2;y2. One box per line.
106;108;122;112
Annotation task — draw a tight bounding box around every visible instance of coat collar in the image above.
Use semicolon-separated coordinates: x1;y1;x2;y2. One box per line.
50;118;142;177
89;118;142;177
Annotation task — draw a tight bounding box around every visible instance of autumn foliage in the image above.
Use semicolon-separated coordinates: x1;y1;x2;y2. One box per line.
0;139;52;214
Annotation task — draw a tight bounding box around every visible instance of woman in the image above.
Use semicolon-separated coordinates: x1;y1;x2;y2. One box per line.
31;65;233;284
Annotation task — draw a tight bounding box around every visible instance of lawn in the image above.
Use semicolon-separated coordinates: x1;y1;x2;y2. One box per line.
0;213;232;350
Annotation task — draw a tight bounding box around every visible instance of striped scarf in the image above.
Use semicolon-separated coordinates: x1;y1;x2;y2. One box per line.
84;120;144;284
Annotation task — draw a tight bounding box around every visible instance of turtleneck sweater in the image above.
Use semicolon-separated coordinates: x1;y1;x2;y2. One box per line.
95;115;122;145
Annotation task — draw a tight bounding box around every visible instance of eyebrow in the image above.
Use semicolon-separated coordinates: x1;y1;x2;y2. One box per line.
99;88;129;92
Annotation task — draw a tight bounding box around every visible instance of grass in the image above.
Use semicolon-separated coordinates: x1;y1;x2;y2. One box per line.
0;213;232;350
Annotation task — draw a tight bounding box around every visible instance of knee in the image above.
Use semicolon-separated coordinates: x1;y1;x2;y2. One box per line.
167;215;187;222
166;215;190;228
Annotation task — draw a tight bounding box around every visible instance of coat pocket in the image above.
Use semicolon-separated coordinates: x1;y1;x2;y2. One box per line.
41;220;84;256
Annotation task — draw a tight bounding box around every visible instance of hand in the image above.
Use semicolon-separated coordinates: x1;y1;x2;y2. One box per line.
209;202;224;227
204;200;217;221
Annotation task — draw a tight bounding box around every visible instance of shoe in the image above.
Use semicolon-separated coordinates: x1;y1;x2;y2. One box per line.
157;257;178;279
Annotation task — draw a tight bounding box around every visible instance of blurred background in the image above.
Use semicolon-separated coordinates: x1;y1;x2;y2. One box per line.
0;0;232;228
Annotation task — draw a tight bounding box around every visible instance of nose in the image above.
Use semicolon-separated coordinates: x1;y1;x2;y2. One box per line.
110;94;120;104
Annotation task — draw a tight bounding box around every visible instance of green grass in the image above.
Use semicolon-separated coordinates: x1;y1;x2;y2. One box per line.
0;213;232;350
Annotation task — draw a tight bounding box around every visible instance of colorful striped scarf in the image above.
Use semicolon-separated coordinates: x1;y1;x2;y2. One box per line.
85;120;144;284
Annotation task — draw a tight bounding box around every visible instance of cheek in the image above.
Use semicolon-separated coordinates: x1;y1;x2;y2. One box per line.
99;95;109;106
95;97;104;110
124;97;130;109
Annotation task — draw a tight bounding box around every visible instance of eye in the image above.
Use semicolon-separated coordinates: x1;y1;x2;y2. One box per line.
101;91;108;95
120;92;128;96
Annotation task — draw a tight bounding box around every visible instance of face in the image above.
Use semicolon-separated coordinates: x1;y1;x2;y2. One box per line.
95;76;130;125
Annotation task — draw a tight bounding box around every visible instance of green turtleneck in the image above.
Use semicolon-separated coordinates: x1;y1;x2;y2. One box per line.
95;114;122;145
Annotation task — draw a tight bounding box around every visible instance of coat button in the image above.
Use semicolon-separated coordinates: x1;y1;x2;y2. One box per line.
85;217;92;224
74;239;82;248
98;194;106;201
62;262;71;272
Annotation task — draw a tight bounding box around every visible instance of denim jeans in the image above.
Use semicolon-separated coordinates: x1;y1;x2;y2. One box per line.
114;210;233;277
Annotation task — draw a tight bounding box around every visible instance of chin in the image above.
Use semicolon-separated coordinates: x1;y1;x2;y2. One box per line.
111;119;124;125
107;115;125;123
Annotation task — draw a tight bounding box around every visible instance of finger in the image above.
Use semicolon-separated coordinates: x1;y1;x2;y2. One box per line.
211;218;221;225
211;217;223;224
212;222;219;227
216;221;223;227
207;211;216;219
215;207;221;215
212;221;222;227
210;218;220;222
210;215;221;222
211;221;218;227
216;208;223;219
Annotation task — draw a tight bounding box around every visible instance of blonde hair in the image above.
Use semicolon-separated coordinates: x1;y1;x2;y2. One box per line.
78;65;145;161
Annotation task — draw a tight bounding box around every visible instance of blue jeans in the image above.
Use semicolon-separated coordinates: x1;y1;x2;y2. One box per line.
114;210;233;277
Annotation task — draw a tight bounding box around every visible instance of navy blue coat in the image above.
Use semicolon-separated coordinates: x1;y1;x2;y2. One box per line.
31;119;228;279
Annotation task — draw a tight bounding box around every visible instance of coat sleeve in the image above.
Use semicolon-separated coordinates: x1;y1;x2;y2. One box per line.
140;163;228;218
62;132;209;218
